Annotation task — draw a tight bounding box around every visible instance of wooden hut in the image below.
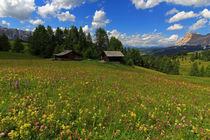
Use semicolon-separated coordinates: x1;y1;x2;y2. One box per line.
54;50;82;60
102;51;124;62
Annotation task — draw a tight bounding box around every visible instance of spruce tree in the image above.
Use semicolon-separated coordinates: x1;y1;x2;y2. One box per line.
12;38;24;53
205;65;210;77
0;33;11;51
190;62;199;76
108;37;123;51
30;25;51;57
95;28;109;52
200;65;205;77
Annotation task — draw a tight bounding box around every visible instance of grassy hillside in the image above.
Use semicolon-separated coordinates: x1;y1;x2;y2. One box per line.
0;51;40;59
0;59;209;139
179;52;210;76
9;40;30;53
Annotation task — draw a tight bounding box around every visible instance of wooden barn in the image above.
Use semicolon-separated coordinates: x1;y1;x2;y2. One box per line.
102;51;124;62
54;50;82;60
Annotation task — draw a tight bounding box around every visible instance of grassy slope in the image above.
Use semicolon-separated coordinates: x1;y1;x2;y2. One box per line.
179;52;210;76
0;58;209;139
0;51;40;59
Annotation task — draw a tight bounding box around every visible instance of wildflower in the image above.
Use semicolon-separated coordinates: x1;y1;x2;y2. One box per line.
182;104;186;107
131;112;136;117
40;125;44;130
0;132;5;137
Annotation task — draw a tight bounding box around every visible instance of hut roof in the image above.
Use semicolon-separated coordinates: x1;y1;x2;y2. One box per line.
104;51;124;57
54;50;72;56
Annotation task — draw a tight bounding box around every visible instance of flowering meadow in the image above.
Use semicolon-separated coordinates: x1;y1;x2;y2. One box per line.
0;59;209;139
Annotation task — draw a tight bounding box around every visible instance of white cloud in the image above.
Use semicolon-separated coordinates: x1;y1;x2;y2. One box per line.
29;19;44;25
37;3;57;18
167;24;183;30
131;0;210;9
92;10;110;29
189;19;208;31
168;11;198;23
200;8;210;19
1;20;10;27
83;25;90;32
166;8;179;16
37;0;92;18
107;29;179;47
158;34;179;44
0;0;35;20
57;11;75;22
25;29;30;31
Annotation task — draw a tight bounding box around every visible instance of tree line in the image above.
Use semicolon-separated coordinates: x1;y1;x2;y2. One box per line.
29;25;124;59
141;55;180;75
190;50;210;62
190;62;210;77
0;33;24;53
0;25;182;75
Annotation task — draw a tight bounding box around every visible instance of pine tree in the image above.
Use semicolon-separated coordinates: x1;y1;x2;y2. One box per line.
205;65;210;77
95;28;109;52
200;65;205;77
108;37;123;51
78;27;87;56
0;33;11;51
12;38;24;53
55;27;64;46
29;25;52;57
190;62;199;76
45;26;56;57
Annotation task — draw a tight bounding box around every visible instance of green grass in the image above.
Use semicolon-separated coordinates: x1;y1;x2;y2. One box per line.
0;58;209;139
0;51;40;59
179;53;210;76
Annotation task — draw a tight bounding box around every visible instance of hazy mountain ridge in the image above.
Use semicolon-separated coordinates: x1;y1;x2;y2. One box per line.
0;26;31;41
176;32;210;47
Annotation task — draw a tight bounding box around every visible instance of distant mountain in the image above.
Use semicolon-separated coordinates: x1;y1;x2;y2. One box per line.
141;32;210;56
176;32;210;47
0;26;31;41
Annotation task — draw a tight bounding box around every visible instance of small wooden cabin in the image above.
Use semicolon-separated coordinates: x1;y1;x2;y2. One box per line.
54;50;82;60
102;51;124;62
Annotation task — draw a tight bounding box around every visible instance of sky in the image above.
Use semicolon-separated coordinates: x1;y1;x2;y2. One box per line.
0;0;209;47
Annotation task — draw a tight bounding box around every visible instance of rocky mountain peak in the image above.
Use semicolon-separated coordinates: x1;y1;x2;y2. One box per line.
176;32;210;47
0;26;31;41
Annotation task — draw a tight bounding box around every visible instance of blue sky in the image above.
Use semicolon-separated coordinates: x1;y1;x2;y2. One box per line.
0;0;209;47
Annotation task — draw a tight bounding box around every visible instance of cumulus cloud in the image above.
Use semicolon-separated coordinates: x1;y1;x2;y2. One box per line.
37;0;97;18
189;19;208;31
37;3;57;18
167;24;183;31
0;0;35;20
131;0;210;9
1;20;10;27
166;8;179;16
57;11;75;22
92;10;110;29
29;19;44;25
200;8;210;19
168;11;198;23
83;25;90;32
107;29;179;47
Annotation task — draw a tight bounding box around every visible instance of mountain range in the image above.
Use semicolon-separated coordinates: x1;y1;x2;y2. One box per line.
0;26;31;41
176;32;210;47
